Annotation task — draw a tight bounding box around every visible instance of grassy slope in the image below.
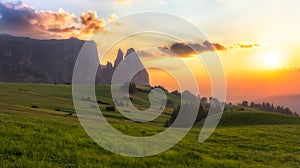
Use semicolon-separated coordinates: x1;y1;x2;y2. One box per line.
0;83;299;167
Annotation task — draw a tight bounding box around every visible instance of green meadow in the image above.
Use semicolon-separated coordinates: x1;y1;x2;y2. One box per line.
0;83;299;167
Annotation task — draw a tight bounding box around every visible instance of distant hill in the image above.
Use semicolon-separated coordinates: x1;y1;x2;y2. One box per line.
0;82;298;127
0;34;149;85
256;95;300;114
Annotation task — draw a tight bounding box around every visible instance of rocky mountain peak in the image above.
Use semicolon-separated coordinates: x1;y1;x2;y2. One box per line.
0;34;150;85
125;48;136;57
114;48;124;68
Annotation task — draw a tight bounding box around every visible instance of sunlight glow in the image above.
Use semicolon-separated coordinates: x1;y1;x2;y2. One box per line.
263;50;282;68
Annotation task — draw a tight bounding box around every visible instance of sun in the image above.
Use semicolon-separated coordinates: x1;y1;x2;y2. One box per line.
263;50;282;68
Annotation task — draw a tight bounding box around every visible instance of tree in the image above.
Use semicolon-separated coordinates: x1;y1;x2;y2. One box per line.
129;82;136;94
165;103;209;127
165;106;180;127
242;101;248;107
196;104;208;122
153;85;167;92
120;82;136;94
171;90;181;96
266;102;271;110
200;97;208;104
271;104;275;111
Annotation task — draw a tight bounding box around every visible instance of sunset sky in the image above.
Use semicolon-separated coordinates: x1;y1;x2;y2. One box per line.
1;0;300;103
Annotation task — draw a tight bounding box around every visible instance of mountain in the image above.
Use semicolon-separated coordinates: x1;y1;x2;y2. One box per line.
0;34;149;85
124;48;149;86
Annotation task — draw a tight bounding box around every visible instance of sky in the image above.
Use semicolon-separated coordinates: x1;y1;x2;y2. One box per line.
1;0;300;103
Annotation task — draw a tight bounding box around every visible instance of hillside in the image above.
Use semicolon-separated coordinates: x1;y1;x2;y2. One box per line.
0;83;300;167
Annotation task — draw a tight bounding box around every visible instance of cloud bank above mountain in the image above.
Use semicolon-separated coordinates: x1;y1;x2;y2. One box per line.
0;1;115;39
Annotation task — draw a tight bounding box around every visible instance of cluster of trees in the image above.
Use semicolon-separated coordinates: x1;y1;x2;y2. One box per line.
165;96;224;127
165;103;209;127
240;101;299;116
152;85;168;92
120;82;137;94
170;90;181;96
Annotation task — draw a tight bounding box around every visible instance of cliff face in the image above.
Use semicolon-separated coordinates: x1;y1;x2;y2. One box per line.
0;34;149;85
124;48;149;86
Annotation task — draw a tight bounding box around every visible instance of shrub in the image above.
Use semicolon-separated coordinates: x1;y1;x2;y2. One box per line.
166;99;173;105
97;100;110;105
106;106;115;111
64;113;73;117
31;105;39;109
54;107;61;111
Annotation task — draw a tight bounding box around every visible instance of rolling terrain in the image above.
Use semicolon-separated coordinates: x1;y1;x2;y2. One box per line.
0;83;299;167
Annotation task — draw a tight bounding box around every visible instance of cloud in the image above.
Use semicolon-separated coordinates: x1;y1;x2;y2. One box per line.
159;41;261;57
80;11;105;34
115;0;166;5
278;67;300;72
107;13;122;27
108;13;119;22
0;1;106;39
203;41;227;51
115;0;134;4
160;41;227;57
136;50;154;57
234;43;261;49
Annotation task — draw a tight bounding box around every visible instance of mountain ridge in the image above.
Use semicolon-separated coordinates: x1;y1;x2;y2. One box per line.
0;34;149;85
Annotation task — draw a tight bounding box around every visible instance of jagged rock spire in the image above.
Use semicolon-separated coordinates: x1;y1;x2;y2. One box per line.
114;48;123;68
122;48;149;86
0;34;150;85
125;48;136;57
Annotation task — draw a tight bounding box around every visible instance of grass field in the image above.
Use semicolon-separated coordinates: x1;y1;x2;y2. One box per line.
0;83;299;167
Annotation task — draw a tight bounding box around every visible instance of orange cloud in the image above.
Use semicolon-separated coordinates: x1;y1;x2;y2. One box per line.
80;11;105;34
0;1;107;39
203;41;227;51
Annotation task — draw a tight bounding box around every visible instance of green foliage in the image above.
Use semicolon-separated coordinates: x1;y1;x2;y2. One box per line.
54;107;61;111
242;100;296;116
120;82;137;94
165;106;180;127
170;90;181;96
165;103;208;127
152;85;168;92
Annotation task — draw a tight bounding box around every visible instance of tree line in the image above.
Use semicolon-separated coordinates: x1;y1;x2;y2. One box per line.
239;101;299;116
